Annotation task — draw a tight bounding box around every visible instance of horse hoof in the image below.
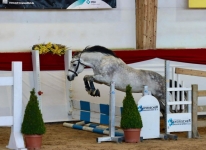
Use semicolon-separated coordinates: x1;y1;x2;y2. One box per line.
88;89;96;96
95;89;100;97
88;89;100;97
88;91;94;96
90;93;95;97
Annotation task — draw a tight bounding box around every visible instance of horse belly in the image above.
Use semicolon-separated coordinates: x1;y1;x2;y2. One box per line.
114;81;144;93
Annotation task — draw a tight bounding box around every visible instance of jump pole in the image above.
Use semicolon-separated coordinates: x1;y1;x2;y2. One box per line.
96;81;123;143
63;122;123;136
32;50;42;110
165;60;175;138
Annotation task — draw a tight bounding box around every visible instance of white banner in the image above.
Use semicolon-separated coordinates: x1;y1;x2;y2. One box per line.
167;113;191;132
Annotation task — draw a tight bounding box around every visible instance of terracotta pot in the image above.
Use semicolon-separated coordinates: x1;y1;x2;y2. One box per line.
123;128;141;143
24;135;42;150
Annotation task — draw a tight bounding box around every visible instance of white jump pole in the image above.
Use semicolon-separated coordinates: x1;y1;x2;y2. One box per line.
165;60;170;134
64;50;74;119
165;60;178;139
32;50;42;110
96;81;123;143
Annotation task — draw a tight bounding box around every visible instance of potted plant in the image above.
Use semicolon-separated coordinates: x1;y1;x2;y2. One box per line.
21;88;46;149
120;85;143;143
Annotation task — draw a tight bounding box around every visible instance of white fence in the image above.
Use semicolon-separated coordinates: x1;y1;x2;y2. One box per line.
0;62;26;150
174;67;206;138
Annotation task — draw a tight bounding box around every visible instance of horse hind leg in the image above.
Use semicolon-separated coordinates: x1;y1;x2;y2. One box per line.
159;100;166;119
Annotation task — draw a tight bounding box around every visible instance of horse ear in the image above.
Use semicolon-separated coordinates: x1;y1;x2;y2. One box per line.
73;51;81;56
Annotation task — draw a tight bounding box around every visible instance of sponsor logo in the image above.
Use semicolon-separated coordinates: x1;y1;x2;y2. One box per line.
2;0;8;4
111;91;115;94
167;118;191;128
8;1;34;5
138;105;158;112
86;0;90;4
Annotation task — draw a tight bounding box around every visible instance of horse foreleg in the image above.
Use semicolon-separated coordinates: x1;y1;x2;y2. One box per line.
84;75;100;97
89;80;100;97
83;77;91;93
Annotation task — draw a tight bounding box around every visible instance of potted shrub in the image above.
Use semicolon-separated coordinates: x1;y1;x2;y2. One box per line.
120;85;143;143
21;88;46;149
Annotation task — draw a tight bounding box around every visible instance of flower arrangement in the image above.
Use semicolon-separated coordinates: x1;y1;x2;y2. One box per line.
32;42;68;56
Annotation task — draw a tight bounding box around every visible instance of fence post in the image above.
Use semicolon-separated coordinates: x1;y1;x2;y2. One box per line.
192;84;200;138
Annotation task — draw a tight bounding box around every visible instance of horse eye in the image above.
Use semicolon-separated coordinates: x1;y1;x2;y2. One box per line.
73;64;77;67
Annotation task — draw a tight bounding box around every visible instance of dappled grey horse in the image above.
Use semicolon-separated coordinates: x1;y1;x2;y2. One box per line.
67;45;181;117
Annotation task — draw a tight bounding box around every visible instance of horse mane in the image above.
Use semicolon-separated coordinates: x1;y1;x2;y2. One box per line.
81;45;118;58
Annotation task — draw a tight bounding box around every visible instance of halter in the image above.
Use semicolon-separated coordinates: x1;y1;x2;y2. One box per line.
68;53;86;77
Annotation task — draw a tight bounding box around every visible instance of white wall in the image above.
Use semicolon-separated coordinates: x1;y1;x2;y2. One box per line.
1;0;206;122
0;0;136;52
157;0;206;48
1;0;206;51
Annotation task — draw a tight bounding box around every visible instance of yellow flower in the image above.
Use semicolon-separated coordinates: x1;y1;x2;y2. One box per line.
46;42;52;49
32;42;68;56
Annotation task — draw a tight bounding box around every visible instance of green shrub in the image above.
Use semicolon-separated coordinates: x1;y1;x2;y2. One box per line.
21;88;46;135
120;85;143;129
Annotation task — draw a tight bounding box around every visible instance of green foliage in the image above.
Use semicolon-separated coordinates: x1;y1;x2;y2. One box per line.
120;85;143;129
21;88;46;135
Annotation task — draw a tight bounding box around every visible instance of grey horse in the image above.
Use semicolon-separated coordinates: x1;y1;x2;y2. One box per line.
67;45;171;117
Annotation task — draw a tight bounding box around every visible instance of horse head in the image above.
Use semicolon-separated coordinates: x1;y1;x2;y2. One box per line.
67;52;86;81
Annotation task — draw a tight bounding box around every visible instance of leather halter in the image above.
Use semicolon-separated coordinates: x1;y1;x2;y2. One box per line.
68;54;86;77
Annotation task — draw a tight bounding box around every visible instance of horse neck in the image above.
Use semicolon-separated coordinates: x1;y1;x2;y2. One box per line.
81;52;104;68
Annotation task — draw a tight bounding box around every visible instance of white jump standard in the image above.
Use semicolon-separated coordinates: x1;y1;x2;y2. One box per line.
164;60;192;139
96;81;123;143
0;62;26;150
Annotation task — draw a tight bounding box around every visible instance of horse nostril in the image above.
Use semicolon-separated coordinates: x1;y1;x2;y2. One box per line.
67;76;71;81
67;75;74;81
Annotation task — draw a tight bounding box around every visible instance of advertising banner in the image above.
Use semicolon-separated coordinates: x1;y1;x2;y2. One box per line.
0;0;116;9
167;113;191;132
189;0;206;8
